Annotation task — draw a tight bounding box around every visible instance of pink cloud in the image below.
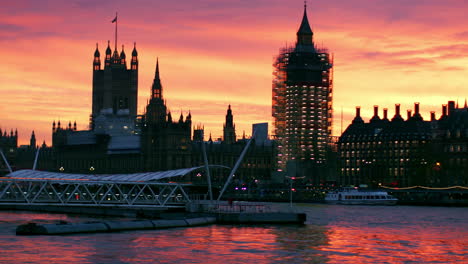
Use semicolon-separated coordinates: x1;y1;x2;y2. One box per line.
1;0;468;145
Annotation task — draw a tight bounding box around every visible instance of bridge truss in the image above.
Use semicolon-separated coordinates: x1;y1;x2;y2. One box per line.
0;178;192;207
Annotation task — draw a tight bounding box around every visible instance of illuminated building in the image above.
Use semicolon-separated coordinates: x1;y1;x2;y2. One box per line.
272;4;333;181
338;101;468;187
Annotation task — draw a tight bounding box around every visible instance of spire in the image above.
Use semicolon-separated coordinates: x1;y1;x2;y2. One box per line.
105;40;112;67
106;40;112;55
30;130;36;149
132;42;138;56
93;43;101;70
94;43;100;57
225;104;234;127
120;45;126;67
131;42;138;70
120;45;126;60
155;58;160;78
151;58;163;99
296;2;314;46
179;112;184;123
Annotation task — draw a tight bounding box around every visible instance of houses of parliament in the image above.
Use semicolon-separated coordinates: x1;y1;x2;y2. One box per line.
1;6;467;189
1;37;273;187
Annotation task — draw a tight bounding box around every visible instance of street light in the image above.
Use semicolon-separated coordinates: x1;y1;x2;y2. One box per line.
285;176;305;207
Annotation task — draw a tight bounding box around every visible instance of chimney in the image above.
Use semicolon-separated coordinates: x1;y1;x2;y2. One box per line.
414;102;420;115
448;101;455;115
407;110;412;120
430;111;436;121
356;106;361;117
383;108;388;120
373;105;379;117
442;104;447;117
395;104;401;116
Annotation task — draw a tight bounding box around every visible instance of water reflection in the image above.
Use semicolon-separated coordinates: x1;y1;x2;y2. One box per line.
0;206;466;264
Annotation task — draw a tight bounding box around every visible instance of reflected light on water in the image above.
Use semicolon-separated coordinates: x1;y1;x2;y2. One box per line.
0;207;466;264
318;221;467;263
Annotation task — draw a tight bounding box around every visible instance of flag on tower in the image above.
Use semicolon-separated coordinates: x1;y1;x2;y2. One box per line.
112;15;117;23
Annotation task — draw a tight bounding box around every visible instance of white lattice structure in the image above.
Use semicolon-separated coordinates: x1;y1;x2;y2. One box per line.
0;165;229;208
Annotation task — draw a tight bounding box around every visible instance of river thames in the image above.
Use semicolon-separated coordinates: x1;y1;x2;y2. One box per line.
0;204;466;263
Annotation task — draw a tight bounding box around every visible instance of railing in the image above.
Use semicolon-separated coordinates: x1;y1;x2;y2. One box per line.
214;203;271;213
0;178;191;208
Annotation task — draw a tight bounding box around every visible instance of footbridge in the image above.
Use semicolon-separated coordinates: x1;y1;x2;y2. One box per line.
0;166;229;209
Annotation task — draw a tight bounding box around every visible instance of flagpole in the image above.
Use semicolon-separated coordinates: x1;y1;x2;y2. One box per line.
114;12;118;52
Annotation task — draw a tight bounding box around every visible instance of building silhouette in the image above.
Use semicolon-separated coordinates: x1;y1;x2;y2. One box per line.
141;59;192;171
272;4;333;182
0;128;17;174
338;101;468;187
223;105;236;144
91;41;138;129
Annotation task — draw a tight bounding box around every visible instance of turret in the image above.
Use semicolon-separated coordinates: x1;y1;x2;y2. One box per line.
52;121;56;132
93;43;101;70
73;121;77;131
131;42;138;70
120;45;126;67
30;130;36;149
105;40;112;67
186;111;192;123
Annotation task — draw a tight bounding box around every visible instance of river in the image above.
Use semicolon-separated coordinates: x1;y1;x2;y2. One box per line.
0;204;466;263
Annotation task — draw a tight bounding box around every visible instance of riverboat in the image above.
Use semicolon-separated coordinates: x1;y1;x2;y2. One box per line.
325;187;398;205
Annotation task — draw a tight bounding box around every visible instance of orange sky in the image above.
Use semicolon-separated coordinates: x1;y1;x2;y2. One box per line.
1;0;467;145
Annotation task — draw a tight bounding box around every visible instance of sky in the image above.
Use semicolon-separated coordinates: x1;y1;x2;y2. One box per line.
1;0;467;145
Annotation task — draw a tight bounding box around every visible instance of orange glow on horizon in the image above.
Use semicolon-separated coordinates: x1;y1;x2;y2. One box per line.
1;1;468;145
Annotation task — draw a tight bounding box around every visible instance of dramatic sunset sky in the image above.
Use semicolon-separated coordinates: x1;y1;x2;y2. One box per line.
1;0;467;145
